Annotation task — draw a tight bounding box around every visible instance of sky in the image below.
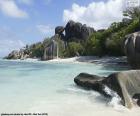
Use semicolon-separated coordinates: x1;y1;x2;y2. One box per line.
0;0;129;56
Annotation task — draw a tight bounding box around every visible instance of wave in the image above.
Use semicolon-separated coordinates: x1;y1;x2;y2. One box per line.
66;85;130;112
104;86;129;112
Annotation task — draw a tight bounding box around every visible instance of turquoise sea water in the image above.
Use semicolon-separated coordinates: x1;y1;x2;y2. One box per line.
1;59;138;116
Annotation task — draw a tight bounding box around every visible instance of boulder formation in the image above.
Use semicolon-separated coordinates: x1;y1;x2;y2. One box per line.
5;50;20;59
55;26;65;41
65;20;95;41
5;34;64;60
55;20;95;42
5;49;29;60
55;26;64;35
124;31;140;69
74;70;140;108
43;34;60;60
5;20;95;60
74;73;109;97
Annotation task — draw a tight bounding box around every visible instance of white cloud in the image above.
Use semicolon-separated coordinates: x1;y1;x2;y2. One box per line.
63;0;124;30
36;25;54;35
0;27;25;57
0;0;28;18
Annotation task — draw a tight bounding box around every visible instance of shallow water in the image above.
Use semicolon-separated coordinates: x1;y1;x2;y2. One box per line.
0;59;139;116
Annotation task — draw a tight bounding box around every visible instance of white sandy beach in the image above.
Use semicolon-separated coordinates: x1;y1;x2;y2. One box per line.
48;56;128;64
7;56;128;66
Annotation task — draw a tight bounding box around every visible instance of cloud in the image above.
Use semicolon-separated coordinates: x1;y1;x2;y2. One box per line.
63;0;123;30
36;25;54;35
0;27;25;57
0;0;28;18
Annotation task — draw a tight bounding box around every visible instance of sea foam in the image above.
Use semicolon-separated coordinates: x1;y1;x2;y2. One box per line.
104;86;129;112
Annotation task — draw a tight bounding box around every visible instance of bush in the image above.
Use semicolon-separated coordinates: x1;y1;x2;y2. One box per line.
64;42;84;57
30;42;44;58
84;16;139;56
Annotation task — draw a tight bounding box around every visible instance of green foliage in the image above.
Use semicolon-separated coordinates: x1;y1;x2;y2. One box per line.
84;7;140;56
84;32;103;56
124;18;139;33
43;38;51;47
30;42;44;58
123;7;140;19
105;33;124;56
64;42;84;57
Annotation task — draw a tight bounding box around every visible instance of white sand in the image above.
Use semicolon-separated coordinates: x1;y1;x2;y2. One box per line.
3;56;128;65
47;56;128;65
48;57;78;63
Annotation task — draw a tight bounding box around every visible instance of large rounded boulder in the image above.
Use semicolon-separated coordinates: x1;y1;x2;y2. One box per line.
55;26;64;35
65;20;95;41
74;70;140;108
124;31;140;69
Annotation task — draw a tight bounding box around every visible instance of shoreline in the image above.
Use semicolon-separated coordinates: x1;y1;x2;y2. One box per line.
2;56;128;65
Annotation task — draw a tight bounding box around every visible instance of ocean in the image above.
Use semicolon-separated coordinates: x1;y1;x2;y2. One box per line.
0;59;139;116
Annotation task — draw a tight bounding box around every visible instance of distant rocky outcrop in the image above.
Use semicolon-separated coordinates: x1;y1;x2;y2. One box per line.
5;20;95;60
74;70;140;108
124;31;140;69
55;26;64;35
5;34;65;60
43;34;62;60
5;49;29;60
55;20;95;41
65;20;95;41
55;26;65;41
5;50;20;59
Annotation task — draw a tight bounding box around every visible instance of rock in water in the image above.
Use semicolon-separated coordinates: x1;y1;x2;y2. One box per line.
74;73;104;90
74;73;110;97
124;31;140;69
137;99;140;106
74;70;140;108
